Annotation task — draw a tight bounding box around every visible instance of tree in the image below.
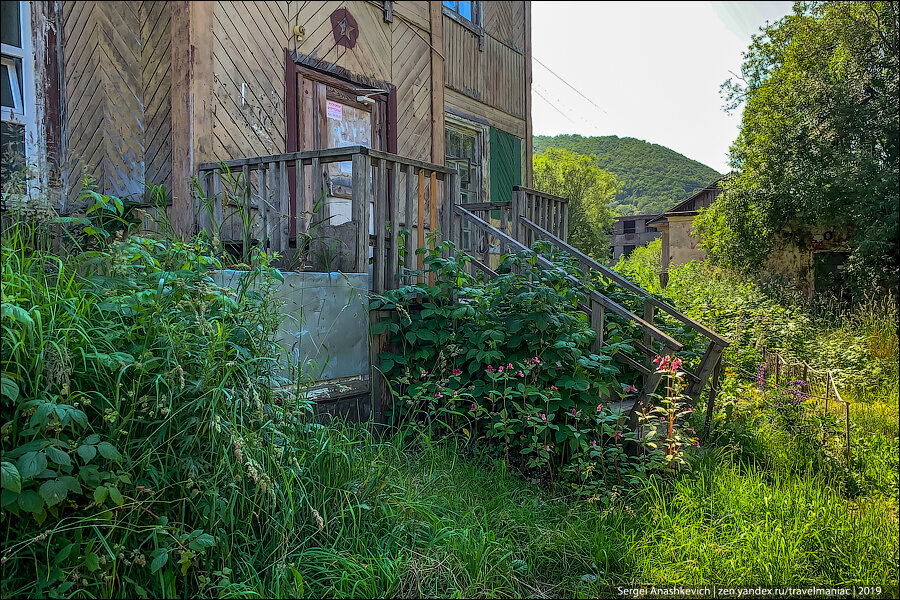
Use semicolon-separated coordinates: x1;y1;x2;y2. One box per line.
695;1;899;296
532;148;620;260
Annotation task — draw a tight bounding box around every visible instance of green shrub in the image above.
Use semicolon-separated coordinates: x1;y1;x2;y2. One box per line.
371;243;700;497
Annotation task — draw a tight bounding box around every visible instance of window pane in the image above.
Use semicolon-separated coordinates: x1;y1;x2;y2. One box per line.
0;63;14;108
442;1;457;11
1;2;22;48
458;1;472;20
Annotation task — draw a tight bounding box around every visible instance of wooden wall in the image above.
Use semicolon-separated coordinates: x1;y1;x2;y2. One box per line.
211;1;289;161
443;2;527;127
58;1;530;205
61;1;172;200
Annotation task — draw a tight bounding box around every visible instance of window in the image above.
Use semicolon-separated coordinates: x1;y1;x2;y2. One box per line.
442;1;481;25
623;219;636;234
624;245;636;258
1;1;35;194
446;125;482;204
446;123;483;250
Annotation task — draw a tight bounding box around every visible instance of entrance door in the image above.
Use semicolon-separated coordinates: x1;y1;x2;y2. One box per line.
289;65;386;228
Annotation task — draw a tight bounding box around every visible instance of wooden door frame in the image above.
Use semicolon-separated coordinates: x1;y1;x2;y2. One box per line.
284;50;397;236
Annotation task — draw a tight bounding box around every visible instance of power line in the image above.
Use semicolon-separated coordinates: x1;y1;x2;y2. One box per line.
533;55;609;116
533;87;575;124
534;82;605;132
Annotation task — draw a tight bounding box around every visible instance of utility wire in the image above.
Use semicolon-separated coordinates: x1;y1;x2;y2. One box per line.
533;87;575;124
533;55;609;116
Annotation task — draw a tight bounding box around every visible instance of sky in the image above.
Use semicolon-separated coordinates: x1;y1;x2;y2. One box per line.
531;1;796;173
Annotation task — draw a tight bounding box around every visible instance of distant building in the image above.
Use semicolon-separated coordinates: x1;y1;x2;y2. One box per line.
609;214;660;264
647;177;724;278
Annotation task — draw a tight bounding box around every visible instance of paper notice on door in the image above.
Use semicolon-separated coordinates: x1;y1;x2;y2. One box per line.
326;100;342;121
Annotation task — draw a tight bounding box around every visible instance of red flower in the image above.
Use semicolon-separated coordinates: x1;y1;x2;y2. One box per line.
452;368;462;375
516;371;524;378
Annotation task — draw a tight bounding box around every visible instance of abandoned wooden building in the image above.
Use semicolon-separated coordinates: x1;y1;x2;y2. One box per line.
647;177;724;279
2;0;726;422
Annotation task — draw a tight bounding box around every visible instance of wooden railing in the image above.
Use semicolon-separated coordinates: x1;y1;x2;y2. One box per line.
451;187;728;414
197;146;457;294
198;149;725;416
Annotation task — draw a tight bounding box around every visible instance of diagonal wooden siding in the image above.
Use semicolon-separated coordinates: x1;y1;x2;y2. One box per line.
211;1;289;160
214;1;432;162
444;2;527;124
61;1;172;200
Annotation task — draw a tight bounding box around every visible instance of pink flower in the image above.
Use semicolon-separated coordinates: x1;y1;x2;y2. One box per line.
470;403;476;412
507;363;513;370
672;358;683;371
540;413;547;422
570;408;577;417
498;366;504;373
420;369;427;377
532;357;541;364
693;439;700;447
452;368;462;375
486;365;494;372
516;371;524;378
627;385;638;393
550;385;558;391
545;445;551;452
590;440;597;447
597;404;603;412
616;432;623;438
436;392;443;398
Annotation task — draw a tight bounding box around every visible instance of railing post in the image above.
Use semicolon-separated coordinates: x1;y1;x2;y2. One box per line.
374;158;388;293
351;153;371;273
241;164;251;256
511;188;522;243
404;164;416;279
449;172;461;251
389;161;401;290
591;298;605;352
822;373;831;445
643;298;655;360
278;159;289;254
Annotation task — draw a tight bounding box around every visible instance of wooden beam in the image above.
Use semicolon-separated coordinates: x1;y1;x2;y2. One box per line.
429;2;445;166
523;1;533;187
170;1;214;237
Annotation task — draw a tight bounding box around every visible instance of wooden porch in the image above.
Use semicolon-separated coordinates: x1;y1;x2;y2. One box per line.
197;146;726;422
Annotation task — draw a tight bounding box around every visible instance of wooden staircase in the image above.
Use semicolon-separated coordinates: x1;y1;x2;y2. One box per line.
450;186;729;420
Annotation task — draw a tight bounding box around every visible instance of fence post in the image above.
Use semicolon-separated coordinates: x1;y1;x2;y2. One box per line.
774;353;781;387
704;355;722;440
822;373;831;445
844;400;851;465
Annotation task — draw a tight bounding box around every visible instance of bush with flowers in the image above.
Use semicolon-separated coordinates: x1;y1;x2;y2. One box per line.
371;242;699;495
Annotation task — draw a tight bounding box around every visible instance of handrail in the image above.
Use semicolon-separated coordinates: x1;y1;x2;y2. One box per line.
198;146;456;176
519;216;729;346
455;205;683;350
513;185;568;204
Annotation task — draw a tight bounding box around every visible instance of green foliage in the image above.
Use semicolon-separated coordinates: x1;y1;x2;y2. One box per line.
697;1;900;296
371;242;700;496
613;238;664;295
533;134;722;216
532;148;619;261
0;190;316;598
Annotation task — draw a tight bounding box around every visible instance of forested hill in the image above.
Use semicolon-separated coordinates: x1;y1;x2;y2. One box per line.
533;134;722;215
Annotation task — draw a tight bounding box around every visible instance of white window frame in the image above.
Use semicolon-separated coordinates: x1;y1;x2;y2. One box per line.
2;1;38;162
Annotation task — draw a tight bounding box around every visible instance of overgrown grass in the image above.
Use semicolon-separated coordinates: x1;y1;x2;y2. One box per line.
2;199;897;598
